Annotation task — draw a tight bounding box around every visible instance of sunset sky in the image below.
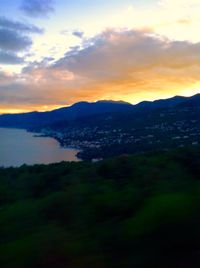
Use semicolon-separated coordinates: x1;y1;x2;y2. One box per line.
0;0;200;113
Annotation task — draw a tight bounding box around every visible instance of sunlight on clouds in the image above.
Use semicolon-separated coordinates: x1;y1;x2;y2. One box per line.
1;28;200;112
26;0;200;70
1;0;200;113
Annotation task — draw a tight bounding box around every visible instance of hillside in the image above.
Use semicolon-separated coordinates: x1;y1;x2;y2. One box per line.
1;93;200;161
0;100;133;129
1;146;200;267
39;94;200;160
0;94;199;130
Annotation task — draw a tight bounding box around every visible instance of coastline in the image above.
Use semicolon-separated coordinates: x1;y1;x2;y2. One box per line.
33;132;83;159
0;127;82;167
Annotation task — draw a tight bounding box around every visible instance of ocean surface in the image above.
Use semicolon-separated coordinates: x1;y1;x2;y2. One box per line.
0;128;80;167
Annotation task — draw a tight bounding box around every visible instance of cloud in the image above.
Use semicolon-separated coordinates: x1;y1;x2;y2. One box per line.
1;29;200;112
55;29;200;80
0;51;24;65
0;28;31;64
72;30;84;39
0;16;44;34
0;16;43;64
0;29;32;52
21;0;54;18
0;70;15;82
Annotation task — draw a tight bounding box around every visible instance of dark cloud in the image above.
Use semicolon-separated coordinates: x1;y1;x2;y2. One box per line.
0;16;44;34
0;28;32;52
21;0;54;18
0;51;24;65
0;16;43;65
72;30;84;39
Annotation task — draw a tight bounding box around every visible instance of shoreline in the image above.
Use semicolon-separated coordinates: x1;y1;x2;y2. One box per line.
0;127;85;161
0;127;82;167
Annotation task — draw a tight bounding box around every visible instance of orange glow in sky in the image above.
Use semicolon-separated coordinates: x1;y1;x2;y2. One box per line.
0;0;200;113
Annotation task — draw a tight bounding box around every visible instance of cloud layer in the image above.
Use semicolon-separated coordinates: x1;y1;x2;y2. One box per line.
0;28;32;52
1;28;200;112
0;51;24;65
0;16;43;65
0;17;43;34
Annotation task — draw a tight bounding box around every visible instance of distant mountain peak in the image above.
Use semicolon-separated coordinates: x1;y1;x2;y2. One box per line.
96;100;131;105
69;100;132;108
0;92;200;129
70;101;90;107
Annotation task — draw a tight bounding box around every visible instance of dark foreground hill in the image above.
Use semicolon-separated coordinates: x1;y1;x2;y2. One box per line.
1;146;200;268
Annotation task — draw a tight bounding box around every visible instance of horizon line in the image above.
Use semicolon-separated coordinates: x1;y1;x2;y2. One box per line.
1;91;199;115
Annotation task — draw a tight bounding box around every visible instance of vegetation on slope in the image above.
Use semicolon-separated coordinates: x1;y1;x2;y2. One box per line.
1;146;200;267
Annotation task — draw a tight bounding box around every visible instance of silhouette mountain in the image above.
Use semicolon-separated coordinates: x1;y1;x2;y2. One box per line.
0;94;199;129
0;100;133;129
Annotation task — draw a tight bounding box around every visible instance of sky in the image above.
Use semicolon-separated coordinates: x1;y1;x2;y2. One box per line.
0;0;200;113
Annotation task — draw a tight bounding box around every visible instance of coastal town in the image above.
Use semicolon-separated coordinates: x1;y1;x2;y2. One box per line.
40;106;200;160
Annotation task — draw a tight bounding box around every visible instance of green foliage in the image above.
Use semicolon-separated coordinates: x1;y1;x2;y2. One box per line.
1;147;200;267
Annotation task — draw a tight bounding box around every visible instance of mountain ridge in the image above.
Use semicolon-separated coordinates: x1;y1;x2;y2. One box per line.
0;93;200;130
